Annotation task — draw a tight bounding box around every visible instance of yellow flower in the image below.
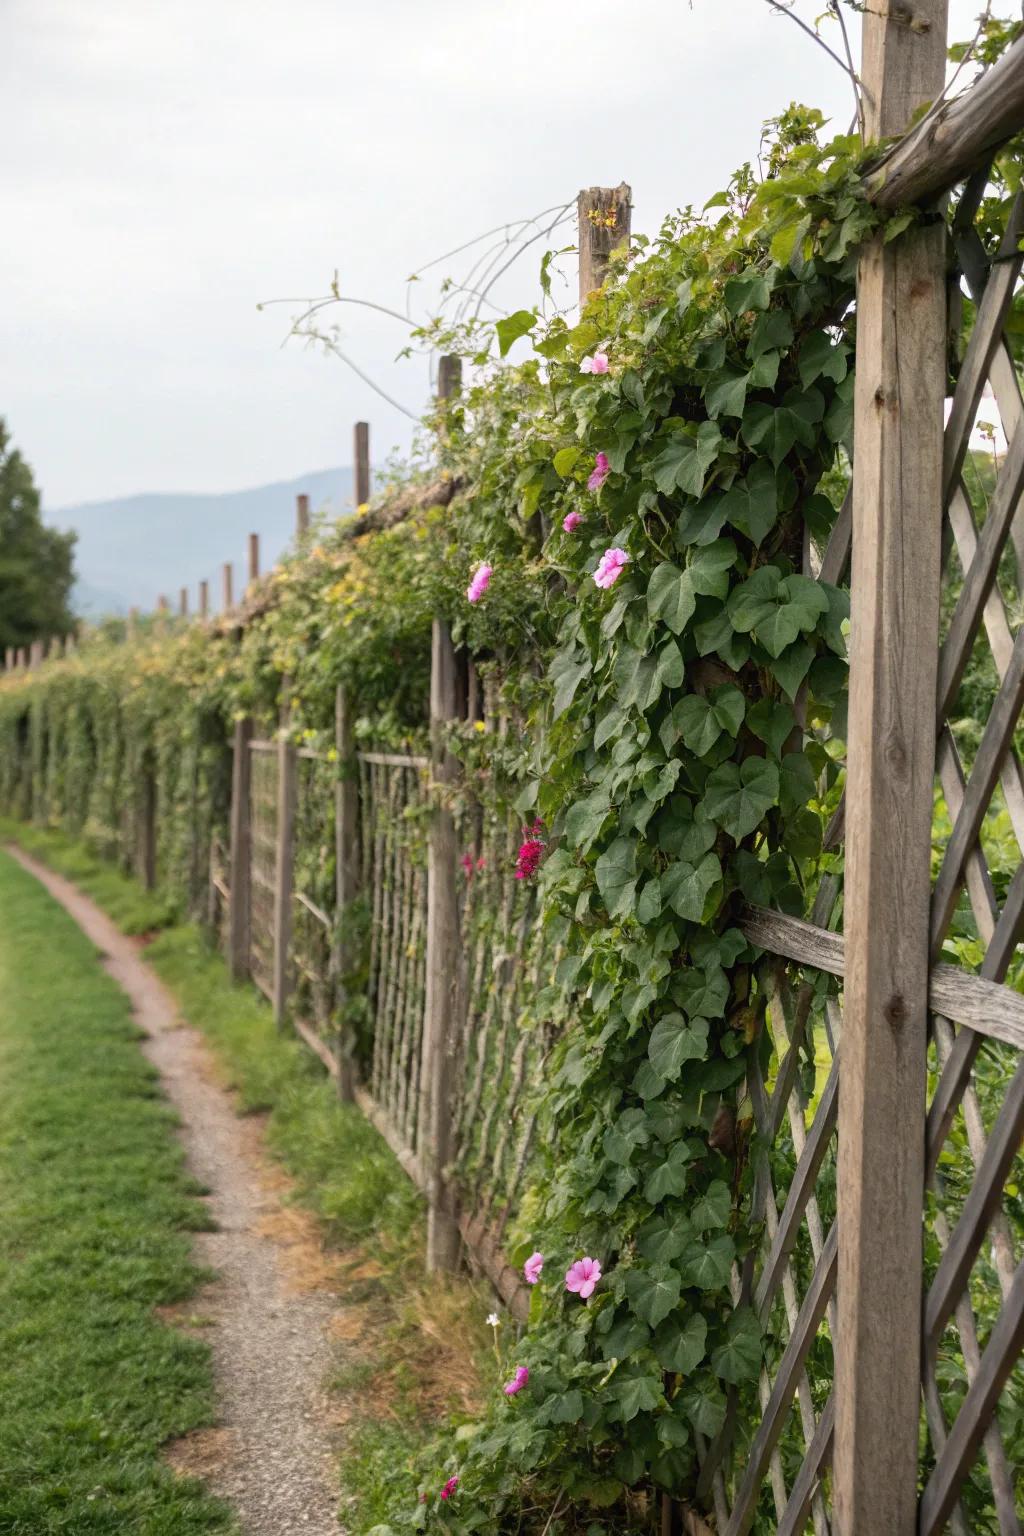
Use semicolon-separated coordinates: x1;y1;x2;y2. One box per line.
474;720;486;733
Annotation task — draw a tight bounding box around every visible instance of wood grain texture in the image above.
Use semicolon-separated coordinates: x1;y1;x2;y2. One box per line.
422;618;462;1271
866;35;1024;209
271;738;297;1026
576;183;631;303
227;717;253;982
836;8;949;1529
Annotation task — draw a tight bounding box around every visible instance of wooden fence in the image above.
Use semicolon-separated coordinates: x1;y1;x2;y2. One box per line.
4;8;1024;1528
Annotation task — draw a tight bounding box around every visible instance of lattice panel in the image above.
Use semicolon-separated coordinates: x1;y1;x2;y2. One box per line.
358;751;429;1154
916;171;1024;1535
248;743;278;1000
701;879;842;1536
452;807;552;1236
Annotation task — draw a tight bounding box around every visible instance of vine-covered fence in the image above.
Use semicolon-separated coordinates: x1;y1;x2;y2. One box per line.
4;7;1024;1532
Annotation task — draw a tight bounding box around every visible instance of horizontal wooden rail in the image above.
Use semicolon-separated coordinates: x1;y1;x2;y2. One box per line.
866;37;1024;210
249;738;277;754
356;750;430;770
738;904;1024;1050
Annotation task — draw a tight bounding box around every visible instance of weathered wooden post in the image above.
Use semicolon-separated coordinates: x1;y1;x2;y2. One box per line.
222;562;234;612
577;182;632;304
247;532;260;591
3;647;13;671
272;730;297;1028
228;717;253;981
835;6;949;1533
29;639;44;669
178;587;188;618
296;493;310;537
421;618;461;1271
199;580;209;619
334;685;359;1101
437;354;462;402
353;421;371;508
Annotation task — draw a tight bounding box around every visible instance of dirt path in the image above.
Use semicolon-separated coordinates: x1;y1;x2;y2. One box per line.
7;846;346;1536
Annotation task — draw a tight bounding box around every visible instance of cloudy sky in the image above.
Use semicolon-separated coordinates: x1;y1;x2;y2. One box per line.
2;0;986;509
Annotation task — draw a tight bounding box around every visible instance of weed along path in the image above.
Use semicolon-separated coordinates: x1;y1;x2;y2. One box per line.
6;846;345;1535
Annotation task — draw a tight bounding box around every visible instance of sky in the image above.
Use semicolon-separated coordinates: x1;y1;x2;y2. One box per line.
1;0;988;510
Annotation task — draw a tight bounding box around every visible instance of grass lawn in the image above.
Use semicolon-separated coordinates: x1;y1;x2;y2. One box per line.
0;850;236;1535
0;826;492;1533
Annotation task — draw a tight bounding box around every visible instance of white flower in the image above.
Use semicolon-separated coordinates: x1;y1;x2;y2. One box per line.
486;1312;501;1328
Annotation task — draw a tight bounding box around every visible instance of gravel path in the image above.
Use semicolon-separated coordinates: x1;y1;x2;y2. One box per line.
9;846;346;1536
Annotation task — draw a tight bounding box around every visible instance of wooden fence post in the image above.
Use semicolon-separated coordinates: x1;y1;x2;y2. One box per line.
222;562;234;612
835;6;949;1533
247;533;260;591
422;617;461;1271
437;354;462;401
577;183;632;304
228;717;253;981
199;580;209;619
353;421;371;508
296;493;310;537
272;734;297;1027
138;758;157;890
334;685;359;1101
178;587;188;618
3;647;12;671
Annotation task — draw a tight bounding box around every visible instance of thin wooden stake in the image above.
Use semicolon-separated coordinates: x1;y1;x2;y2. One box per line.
296;493;310;537
334;685;359;1101
222;562;234;612
353;421;371;508
228;717;253;981
836;6;949;1534
577;183;631;305
138;758;157;890
199;580;209;619
272;735;297;1027
178;587;188;618
247;532;260;590
422;617;461;1271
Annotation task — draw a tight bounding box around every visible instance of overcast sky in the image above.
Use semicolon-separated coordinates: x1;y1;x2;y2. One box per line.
2;0;985;509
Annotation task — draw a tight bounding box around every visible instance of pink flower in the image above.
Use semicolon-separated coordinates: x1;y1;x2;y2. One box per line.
580;352;610;375
593;548;629;589
440;1476;459;1501
587;452;610;492
476;855;486;872
562;511;583;533
514;832;545;881
461;853;475;879
565;1256;603;1299
523;1251;544;1285
503;1366;530;1397
467;563;492;603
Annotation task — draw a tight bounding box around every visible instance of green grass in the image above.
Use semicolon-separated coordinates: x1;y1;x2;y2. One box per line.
0;823;478;1532
0;851;236;1535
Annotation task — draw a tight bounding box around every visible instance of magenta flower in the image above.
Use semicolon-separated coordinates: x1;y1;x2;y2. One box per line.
523;1251;544;1285
514;825;545;881
565;1256;603;1299
587;452;610;492
503;1366;530;1397
593;548;629;589
467;563;492;603
580;352;610;375
440;1476;459;1501
562;511;583;533
461;852;474;879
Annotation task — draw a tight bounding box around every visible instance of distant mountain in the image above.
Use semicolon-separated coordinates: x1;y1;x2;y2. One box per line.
47;466;355;617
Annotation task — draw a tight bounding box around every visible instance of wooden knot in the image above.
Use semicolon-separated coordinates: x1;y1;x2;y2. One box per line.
884;993;908;1032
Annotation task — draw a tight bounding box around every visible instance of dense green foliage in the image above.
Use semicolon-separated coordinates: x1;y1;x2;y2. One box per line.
3;52;1024;1529
0;851;235;1535
0;420;77;654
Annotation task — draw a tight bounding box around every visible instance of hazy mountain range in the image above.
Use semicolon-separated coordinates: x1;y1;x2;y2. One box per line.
47;466;356;617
